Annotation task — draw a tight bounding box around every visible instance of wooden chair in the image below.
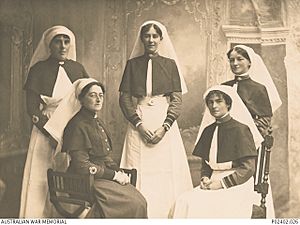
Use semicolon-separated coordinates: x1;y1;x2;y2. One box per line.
251;134;274;218
47;168;137;218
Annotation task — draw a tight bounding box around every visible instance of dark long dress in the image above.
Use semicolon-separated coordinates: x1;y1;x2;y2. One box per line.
62;107;147;218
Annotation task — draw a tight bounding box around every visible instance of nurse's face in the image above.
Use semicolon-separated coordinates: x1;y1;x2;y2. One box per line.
228;50;251;75
206;94;229;119
49;34;70;61
81;85;104;113
141;26;162;55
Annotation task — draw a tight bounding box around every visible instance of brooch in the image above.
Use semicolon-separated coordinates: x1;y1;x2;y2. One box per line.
89;166;97;175
32;115;39;124
148;99;155;106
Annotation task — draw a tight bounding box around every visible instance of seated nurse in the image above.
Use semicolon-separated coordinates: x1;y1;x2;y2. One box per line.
170;85;264;218
44;78;147;218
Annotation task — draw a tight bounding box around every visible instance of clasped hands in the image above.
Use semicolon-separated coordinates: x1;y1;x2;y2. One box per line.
200;176;223;190
137;124;166;144
113;170;130;185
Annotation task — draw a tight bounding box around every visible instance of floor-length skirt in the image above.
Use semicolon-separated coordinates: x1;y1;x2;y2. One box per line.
19;103;69;218
90;179;147;218
170;170;257;218
120;97;193;218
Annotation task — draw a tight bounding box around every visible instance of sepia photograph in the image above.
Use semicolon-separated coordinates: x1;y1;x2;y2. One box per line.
0;0;299;221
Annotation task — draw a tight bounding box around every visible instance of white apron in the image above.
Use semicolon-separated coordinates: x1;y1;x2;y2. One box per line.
19;71;72;218
170;169;256;218
120;96;193;218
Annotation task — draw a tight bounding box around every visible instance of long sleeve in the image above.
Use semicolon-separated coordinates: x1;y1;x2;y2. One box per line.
119;92;142;127
26;90;50;136
69;150;115;180
200;159;213;179
222;156;256;188
163;92;182;128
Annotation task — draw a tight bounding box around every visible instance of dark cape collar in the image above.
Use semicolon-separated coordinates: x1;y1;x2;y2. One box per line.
192;117;257;163
119;54;182;96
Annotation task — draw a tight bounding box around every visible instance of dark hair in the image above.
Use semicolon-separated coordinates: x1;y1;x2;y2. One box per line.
227;46;251;63
78;81;105;100
140;23;163;40
205;90;232;110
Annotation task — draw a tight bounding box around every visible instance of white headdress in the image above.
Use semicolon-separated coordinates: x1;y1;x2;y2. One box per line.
44;78;98;154
129;20;188;94
233;44;282;112
195;85;263;149
29;25;76;69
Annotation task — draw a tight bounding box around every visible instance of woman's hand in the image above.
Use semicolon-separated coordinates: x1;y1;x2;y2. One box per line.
200;177;223;190
137;123;154;143
200;176;211;190
150;126;166;144
205;180;223;190
42;108;52;119
113;171;130;185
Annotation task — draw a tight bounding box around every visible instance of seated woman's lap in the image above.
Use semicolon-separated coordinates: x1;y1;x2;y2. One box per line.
92;179;147;218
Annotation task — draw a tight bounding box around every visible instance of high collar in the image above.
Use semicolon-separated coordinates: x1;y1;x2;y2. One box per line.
144;52;160;59
215;113;232;124
48;56;67;65
79;107;97;119
234;74;250;81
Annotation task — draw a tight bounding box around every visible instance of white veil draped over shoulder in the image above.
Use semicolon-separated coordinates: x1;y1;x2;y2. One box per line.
44;78;98;155
234;44;282;113
195;85;263;149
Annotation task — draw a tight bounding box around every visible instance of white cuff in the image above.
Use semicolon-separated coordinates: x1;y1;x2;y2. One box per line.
135;121;142;127
112;171;118;180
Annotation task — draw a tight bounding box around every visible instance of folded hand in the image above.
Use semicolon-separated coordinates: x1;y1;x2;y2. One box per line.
113;171;130;185
137;124;153;144
150;126;166;144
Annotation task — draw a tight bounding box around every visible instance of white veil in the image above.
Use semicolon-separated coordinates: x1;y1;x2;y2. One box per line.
234;44;282;113
195;85;263;149
129;20;188;94
44;78;98;154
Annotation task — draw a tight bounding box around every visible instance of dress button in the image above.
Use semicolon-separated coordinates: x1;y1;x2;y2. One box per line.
107;147;110;151
105;139;108;142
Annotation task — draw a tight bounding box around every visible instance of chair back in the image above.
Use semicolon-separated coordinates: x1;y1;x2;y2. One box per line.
47;169;94;218
252;134;274;218
47;168;138;218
